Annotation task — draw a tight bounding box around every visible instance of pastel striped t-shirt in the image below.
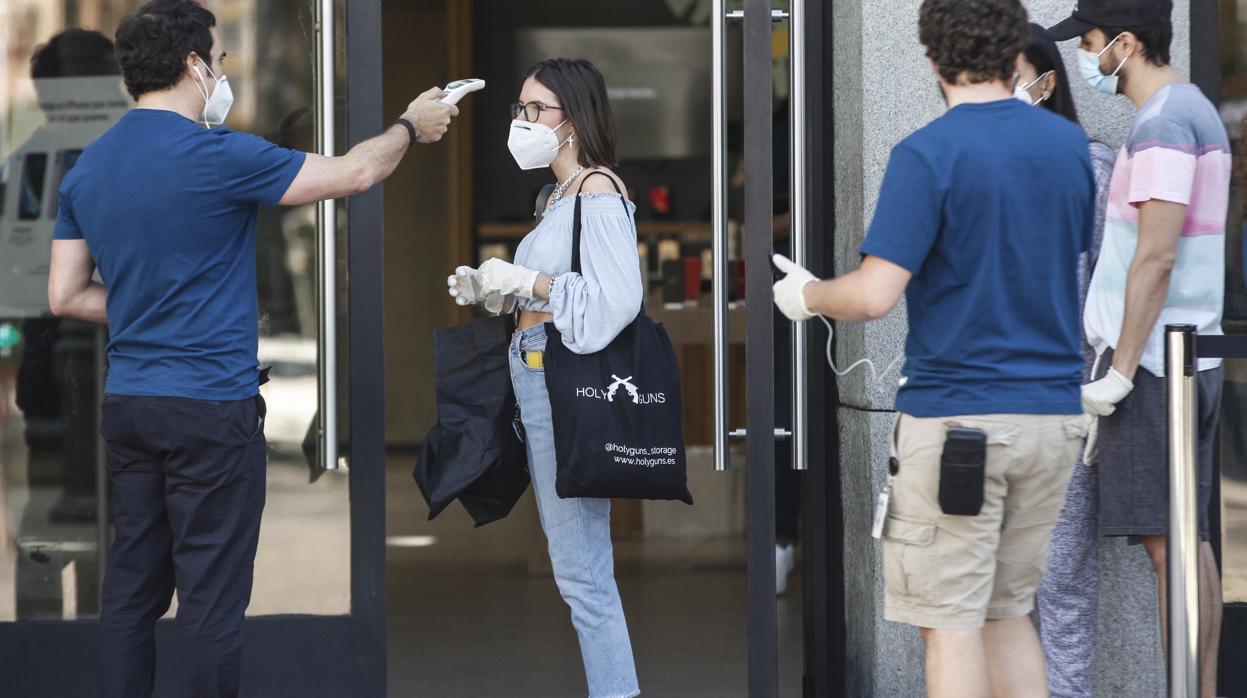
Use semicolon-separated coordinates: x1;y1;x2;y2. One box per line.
1084;84;1231;375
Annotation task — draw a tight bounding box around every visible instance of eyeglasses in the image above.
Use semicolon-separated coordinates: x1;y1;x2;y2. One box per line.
510;100;563;123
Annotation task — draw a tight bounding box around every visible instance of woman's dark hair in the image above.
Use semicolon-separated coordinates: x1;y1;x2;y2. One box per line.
1099;22;1172;66
918;0;1028;85
1023;24;1079;124
114;0;216;100
524;58;617;169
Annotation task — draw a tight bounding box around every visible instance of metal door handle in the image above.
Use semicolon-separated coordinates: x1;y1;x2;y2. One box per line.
316;0;339;471
715;2;806;472
729;428;793;440
712;0;731;471
725;9;789;20
789;0;809;471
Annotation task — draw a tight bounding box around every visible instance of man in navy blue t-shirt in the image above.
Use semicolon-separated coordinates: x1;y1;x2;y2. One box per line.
46;2;457;695
772;0;1094;695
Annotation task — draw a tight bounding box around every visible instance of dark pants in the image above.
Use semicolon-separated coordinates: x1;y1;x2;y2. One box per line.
99;395;267;698
1093;349;1219;539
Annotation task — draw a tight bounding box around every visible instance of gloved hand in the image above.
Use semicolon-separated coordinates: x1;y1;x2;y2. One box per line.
447;266;486;306
448;265;508;314
1081;367;1133;416
772;253;818;321
479;258;541;299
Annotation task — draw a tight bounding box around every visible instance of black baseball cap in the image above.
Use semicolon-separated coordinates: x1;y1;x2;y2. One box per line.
1047;0;1173;42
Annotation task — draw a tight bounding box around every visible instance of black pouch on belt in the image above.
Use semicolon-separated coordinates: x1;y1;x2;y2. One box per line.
939;427;986;516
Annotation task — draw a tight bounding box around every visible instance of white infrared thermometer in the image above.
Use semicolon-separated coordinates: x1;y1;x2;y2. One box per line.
439;79;485;105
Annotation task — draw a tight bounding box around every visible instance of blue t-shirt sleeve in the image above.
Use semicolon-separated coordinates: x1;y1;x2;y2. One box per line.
214;130;307;207
53;185;83;240
859;142;941;273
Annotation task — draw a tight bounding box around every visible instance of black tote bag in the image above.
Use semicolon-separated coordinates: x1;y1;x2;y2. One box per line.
542;174;692;504
413;314;530;526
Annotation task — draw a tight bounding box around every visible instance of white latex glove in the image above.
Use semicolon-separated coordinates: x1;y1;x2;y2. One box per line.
479;258;541;300
772;254;818;321
447;266;486;306
448;266;508;314
1081;367;1134;417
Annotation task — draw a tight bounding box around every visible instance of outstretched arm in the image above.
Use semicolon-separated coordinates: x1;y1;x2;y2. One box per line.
773;254;911;323
279;87;458;206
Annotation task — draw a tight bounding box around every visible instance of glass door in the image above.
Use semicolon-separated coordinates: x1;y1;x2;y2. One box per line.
0;2;384;696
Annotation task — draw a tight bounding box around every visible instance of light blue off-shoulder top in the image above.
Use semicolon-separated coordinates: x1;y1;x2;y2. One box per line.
512;192;643;354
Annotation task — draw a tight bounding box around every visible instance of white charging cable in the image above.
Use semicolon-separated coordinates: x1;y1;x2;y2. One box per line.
815;314;905;384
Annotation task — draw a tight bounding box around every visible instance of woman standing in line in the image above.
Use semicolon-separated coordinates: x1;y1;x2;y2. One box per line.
1022;23;1118;698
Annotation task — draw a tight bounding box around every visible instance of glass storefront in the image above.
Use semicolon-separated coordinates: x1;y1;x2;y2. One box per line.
0;0;349;621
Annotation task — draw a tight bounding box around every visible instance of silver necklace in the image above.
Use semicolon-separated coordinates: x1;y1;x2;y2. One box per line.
548;166;585;206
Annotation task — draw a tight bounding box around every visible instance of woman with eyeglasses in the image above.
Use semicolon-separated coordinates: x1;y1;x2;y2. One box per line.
447;58;642;698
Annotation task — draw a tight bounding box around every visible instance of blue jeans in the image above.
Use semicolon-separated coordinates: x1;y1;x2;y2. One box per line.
510;324;640;698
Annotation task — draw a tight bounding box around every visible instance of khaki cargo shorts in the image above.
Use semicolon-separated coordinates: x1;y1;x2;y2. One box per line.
882;413;1086;630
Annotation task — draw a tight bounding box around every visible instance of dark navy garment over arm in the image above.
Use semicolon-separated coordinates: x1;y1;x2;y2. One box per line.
53;108;306;400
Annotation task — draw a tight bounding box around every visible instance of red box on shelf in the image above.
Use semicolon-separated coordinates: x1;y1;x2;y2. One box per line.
683;257;701;305
649;184;672;219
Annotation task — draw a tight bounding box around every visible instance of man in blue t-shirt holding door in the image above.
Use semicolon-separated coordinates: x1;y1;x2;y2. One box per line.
772;0;1094;695
46;1;458;696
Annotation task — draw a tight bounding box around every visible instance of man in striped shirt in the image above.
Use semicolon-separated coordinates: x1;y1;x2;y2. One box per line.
1050;2;1231;695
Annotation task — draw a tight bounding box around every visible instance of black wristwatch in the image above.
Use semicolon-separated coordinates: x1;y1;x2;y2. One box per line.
394;117;417;145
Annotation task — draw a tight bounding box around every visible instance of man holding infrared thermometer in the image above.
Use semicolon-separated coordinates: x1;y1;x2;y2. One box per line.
772;1;1095;696
46;1;461;696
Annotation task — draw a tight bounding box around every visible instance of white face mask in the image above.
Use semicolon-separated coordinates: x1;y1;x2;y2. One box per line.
507;118;572;171
1013;70;1053;106
192;58;234;127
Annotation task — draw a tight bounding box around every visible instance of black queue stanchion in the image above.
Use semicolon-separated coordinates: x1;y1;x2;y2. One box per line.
1164;326;1247;698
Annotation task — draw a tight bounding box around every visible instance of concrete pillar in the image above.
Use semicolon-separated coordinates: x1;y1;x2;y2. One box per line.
832;2;1190;695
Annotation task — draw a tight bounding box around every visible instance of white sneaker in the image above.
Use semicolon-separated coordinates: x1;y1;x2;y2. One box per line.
776;544;796;596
